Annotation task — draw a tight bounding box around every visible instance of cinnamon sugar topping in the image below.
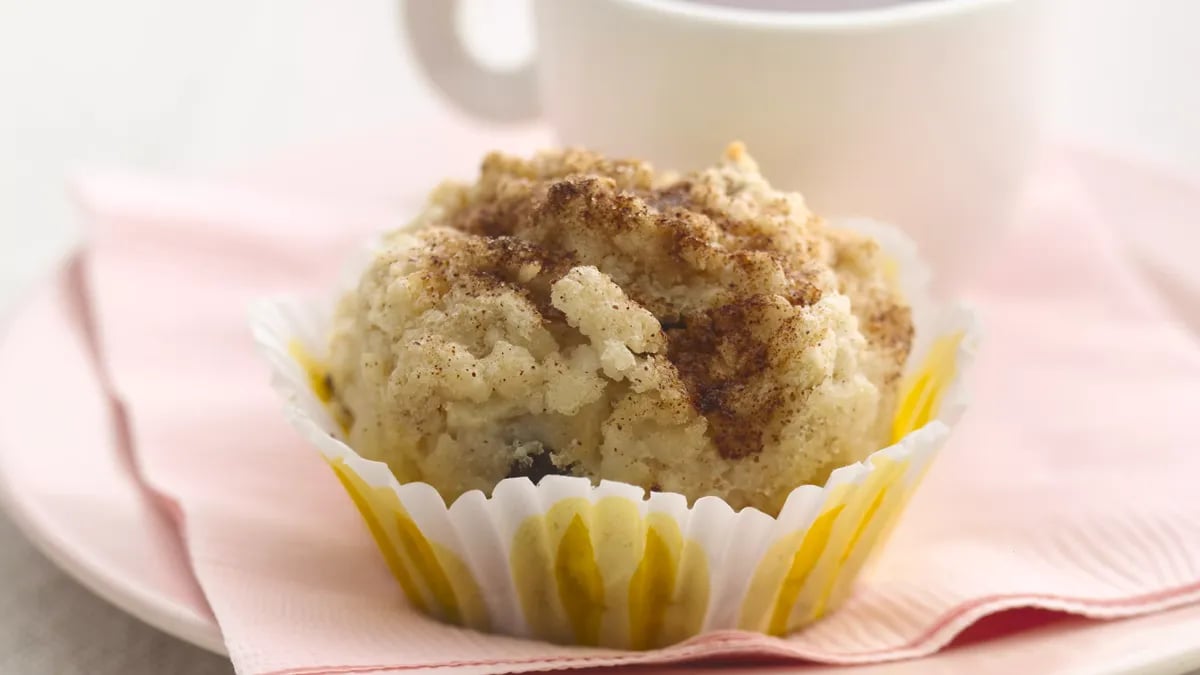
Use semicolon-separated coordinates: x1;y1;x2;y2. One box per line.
327;144;912;514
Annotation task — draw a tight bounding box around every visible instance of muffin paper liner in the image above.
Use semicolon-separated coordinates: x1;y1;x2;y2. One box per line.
250;218;978;649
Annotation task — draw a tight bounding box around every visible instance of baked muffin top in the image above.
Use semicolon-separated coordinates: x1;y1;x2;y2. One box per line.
327;143;913;514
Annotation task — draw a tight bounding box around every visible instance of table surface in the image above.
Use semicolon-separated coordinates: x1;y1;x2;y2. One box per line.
2;1;1199;673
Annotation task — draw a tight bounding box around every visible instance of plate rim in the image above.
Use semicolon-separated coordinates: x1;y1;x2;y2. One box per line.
0;260;227;656
0;468;228;655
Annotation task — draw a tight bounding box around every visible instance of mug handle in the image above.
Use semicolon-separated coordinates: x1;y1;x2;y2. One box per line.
403;0;540;122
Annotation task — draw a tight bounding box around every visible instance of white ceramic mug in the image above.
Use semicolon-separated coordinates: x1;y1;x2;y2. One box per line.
405;0;1046;284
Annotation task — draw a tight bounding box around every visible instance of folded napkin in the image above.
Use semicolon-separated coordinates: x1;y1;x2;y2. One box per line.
75;148;1200;675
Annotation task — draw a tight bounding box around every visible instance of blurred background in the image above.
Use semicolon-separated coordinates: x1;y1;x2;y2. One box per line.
2;0;1200;316
1;1;1199;673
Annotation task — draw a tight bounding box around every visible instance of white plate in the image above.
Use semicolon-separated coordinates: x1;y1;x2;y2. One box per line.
0;136;1198;674
0;259;225;654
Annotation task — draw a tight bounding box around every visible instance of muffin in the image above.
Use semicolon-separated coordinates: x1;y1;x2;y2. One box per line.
325;143;913;515
252;143;973;647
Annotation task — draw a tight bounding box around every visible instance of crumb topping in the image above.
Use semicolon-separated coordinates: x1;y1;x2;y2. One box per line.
327;144;913;513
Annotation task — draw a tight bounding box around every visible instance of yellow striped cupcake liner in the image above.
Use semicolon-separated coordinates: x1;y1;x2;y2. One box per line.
250;218;978;649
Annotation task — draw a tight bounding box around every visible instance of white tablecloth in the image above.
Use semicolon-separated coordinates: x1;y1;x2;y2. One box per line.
1;1;1198;672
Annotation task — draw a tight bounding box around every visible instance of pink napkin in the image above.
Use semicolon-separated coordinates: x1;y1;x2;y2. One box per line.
75;150;1200;674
